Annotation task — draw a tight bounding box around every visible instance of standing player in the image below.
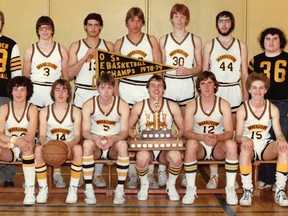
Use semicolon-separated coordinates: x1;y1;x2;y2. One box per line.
0;11;22;188
114;7;163;189
34;79;82;204
128;75;184;201
81;73;130;205
248;27;288;190
182;71;238;205
23;16;69;188
0;76;38;205
68;12;114;188
159;3;202;117
202;11;248;189
236;72;288;207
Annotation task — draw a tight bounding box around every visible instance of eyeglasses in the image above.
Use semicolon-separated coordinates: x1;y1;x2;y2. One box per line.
38;25;52;31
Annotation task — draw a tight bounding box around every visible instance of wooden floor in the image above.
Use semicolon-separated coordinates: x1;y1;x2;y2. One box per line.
0;165;287;216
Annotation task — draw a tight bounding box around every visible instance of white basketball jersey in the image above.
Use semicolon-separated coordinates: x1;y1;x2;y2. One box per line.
46;104;75;142
193;96;224;135
75;39;110;87
30;42;62;84
5;102;31;137
209;38;241;83
138;98;173;131
91;95;121;136
242;100;272;142
164;32;195;77
120;34;154;82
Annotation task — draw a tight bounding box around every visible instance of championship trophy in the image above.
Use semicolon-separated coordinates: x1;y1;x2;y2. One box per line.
129;97;184;151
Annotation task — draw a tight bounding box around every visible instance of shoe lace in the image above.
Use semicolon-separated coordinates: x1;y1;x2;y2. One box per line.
277;188;288;200
243;188;253;200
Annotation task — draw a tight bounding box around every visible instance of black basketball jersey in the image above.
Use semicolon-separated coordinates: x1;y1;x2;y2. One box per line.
248;51;288;100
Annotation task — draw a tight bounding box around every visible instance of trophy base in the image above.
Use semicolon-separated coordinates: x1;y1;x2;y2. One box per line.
141;129;173;140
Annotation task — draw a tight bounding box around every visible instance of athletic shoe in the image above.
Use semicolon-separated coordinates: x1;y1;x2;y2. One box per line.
84;188;96;205
206;174;218;189
23;185;35;205
113;187;125;204
239;188;253;206
65;186;78;204
257;180;272;189
158;170;168;187
36;186;48;203
53;173;66;188
3;180;14;188
272;184;276;192
181;174;187;187
137;183;149;201
148;174;159;189
225;186;238;205
182;186;197;204
274;186;288;207
166;183;180;201
127;175;138;189
94;175;107;188
234;180;240;189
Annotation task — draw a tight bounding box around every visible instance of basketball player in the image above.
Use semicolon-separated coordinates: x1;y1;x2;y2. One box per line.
236;72;288;207
159;3;202;117
0;11;22;188
0;76;38;205
68;12;114;189
248;28;288;191
35;79;82;204
23;16;69;188
202;11;248;189
129;75;184;201
81;73;130;205
182;71;238;205
114;7;163;189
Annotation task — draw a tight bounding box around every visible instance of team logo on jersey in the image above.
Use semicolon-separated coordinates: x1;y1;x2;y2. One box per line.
50;128;71;135
8;127;27;133
96;119;116;125
198;120;220;127
169;49;189;58
247;124;267;131
36;62;58;70
216;54;237;62
127;50;147;58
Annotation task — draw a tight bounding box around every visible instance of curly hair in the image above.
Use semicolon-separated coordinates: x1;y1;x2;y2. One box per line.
258;27;287;50
7;76;34;101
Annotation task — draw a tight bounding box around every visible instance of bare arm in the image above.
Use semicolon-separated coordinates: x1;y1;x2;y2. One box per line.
149;35;163;77
240;41;249;101
60;45;69;80
67;107;82;147
159;35;166;65
168;101;184;138
235;105;246;144
217;99;234;141
202;40;213;71
128;102;142;138
22;47;33;77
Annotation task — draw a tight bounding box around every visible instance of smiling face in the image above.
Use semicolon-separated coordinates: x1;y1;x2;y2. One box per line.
147;78;165;99
12;86;27;103
38;24;53;40
171;12;188;29
249;80;267;101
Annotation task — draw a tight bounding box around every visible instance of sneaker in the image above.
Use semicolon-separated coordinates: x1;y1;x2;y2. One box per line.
158;170;168;187
3;180;14;187
127;175;138;189
66;186;78;204
239;188;253;206
53;174;66;188
94;175;107;188
36;186;48;203
206;174;218;189
137;183;149;201
225;186;238;205
182;186;197;204
166;184;180;201
84;188;96;205
23;185;35;205
274;186;288;207
234;180;240;189
257;180;272;189
148;174;159;189
272;184;276;192
113;187;125;204
181;175;187;187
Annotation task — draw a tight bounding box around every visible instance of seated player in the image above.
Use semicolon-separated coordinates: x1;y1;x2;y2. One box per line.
82;73;130;205
0;76;38;205
128;75;184;201
236;72;288;207
182;71;238;205
35;79;82;204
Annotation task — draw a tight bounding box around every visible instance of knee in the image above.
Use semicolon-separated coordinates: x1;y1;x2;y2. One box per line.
136;151;150;167
225;140;238;154
72;144;83;156
168;151;182;166
83;140;94;155
185;139;198;151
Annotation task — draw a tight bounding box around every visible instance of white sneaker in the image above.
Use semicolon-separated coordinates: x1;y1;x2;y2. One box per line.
137;183;149;201
274;186;288;207
148;174;159;189
113;187;125;204
225;186;238;205
158;170;167;187
239;188;253;206
94;175;107;188
127;175;138;189
53;174;66;188
23;185;35;205
166;184;180;201
206;174;218;189
234;180;240;189
257;180;272;189
182;186;197;204
66;186;78;204
181;174;187;187
84;188;96;205
36;186;48;203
